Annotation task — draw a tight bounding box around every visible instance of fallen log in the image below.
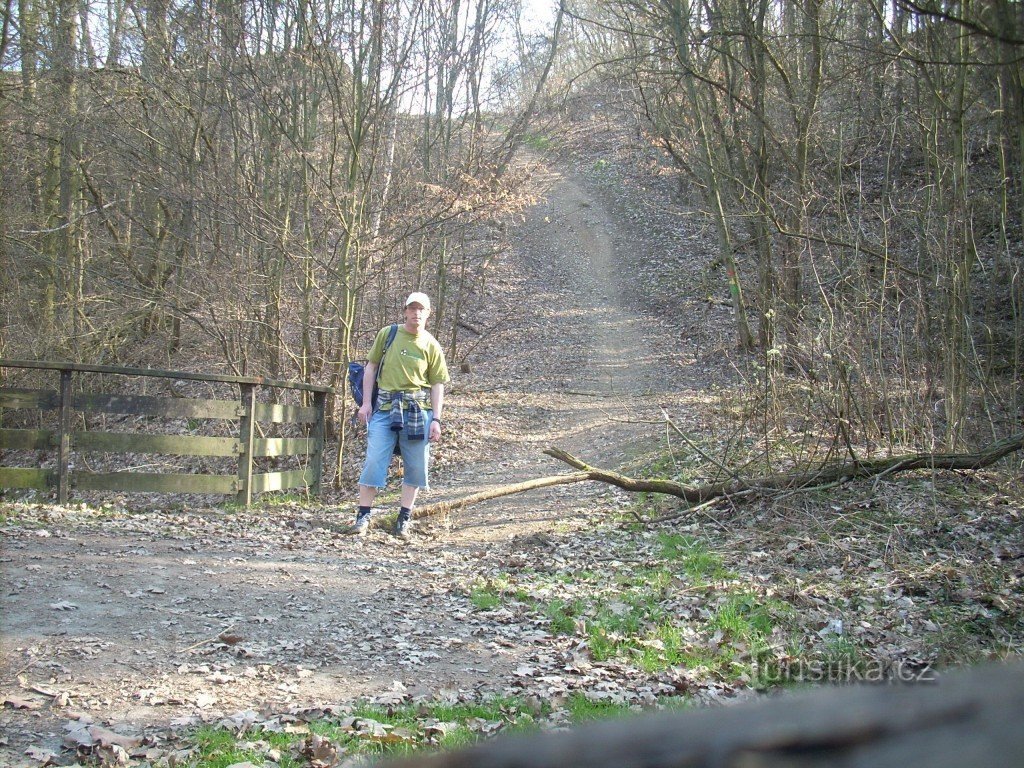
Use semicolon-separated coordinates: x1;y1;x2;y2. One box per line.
544;430;1024;504
414;432;1023;519
415;472;590;519
381;662;1024;768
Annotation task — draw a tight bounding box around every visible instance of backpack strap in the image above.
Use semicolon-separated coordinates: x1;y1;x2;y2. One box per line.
379;324;399;371
371;324;400;410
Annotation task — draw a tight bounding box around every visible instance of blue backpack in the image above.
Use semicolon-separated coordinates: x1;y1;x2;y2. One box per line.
348;324;399;410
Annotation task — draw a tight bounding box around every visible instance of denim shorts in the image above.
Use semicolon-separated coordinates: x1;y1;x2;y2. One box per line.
358;407;433;489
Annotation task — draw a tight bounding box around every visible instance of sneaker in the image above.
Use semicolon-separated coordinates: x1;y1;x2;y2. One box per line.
346;512;371;536
394;515;413;540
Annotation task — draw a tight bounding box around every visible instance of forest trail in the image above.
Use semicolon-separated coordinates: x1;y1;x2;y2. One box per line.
0;163;710;758
438;164;686;543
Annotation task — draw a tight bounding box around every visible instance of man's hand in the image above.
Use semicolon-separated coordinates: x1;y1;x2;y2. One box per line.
358;403;372;425
429;419;442;442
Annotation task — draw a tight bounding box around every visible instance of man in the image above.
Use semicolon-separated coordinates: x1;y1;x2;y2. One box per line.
348;292;449;539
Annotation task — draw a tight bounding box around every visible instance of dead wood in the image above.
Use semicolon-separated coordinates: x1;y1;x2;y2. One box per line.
544;431;1024;504
415;472;590;519
382;662;1024;768
415;433;1022;519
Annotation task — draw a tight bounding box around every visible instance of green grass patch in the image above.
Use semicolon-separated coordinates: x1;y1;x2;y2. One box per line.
427;696;544;723
477;538;813;685
470;586;502;611
181;697;556;766
516;542;754;675
579;576;673;664
656;533;731;581
547;598;584;635
565;692;637;722
711;593;778;641
632;623;686;672
190;724;302;768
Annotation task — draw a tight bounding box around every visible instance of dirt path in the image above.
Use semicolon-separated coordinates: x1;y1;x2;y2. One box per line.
0;164;715;761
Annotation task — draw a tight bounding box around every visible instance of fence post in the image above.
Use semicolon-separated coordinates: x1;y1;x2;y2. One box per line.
237;383;256;507
310;391;326;498
57;369;74;504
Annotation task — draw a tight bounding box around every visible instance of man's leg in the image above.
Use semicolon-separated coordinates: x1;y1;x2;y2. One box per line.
359;484;380;507
399;483;419;509
394;484;419;539
349;411;395;535
394;420;430;539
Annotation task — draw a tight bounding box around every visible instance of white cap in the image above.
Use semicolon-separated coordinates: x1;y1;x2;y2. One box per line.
405;292;431;310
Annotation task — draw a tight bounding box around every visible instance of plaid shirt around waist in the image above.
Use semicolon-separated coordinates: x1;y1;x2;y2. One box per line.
377;389;431;441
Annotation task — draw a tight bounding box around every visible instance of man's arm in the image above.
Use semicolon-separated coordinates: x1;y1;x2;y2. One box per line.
358;361;379;424
429;382;444;441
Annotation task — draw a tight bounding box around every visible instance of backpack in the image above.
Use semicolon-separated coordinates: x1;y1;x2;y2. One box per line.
348;324;399;410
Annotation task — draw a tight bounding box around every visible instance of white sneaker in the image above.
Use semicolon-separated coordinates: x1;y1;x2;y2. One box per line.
346;512;371;536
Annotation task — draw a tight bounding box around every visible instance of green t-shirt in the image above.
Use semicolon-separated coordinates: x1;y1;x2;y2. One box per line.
369;325;449;395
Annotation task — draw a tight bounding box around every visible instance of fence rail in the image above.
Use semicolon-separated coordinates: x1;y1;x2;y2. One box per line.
0;359;333;506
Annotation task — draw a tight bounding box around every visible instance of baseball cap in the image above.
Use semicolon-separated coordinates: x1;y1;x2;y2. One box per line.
405;292;431;310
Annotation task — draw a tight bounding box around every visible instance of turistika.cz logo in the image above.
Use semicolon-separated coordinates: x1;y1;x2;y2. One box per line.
752;656;936;684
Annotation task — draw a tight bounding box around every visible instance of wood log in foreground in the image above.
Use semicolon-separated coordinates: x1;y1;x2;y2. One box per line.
415;432;1024;519
383;662;1024;768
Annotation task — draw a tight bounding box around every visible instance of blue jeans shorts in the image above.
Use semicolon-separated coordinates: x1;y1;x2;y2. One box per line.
358;408;433;489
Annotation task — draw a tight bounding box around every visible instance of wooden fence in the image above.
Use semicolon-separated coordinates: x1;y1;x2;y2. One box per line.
0;360;333;506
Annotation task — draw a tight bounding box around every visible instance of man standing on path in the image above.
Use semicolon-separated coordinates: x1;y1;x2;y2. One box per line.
348;292;449;539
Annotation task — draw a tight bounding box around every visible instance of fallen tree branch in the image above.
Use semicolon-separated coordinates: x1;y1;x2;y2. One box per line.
415;433;1022;520
415;472;590;519
544;431;1024;503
